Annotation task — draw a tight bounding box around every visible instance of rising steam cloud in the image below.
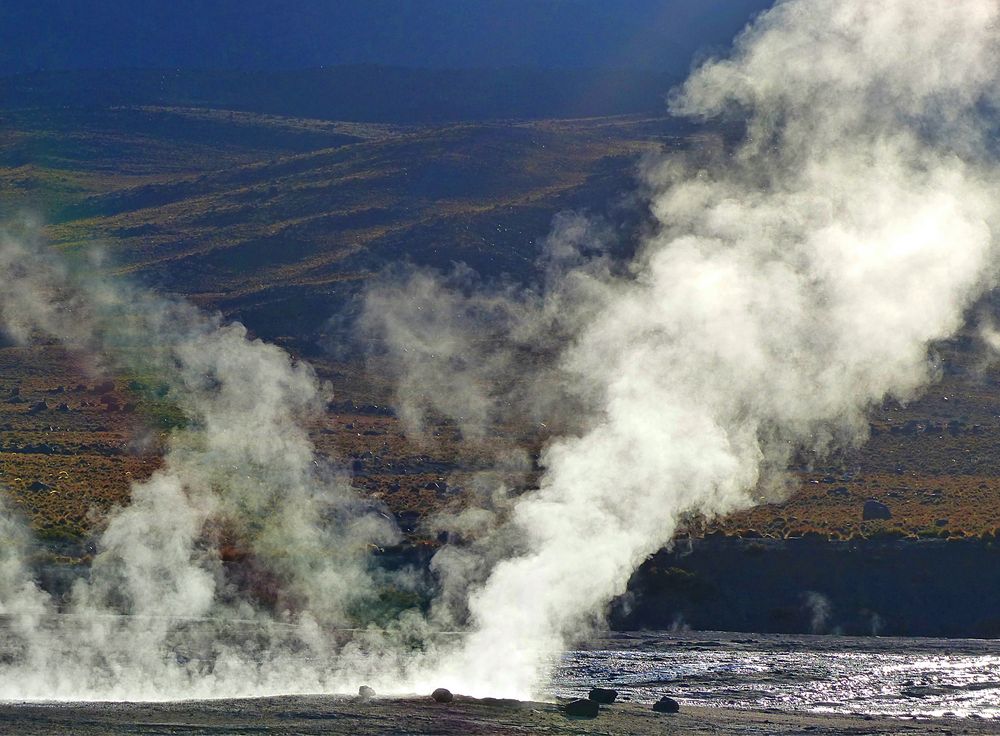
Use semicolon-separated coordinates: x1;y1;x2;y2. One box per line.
0;0;999;702
0;228;407;699
366;0;1000;696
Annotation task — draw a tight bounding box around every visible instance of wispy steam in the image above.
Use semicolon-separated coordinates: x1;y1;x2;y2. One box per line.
0;226;404;698
802;591;832;635
1;0;999;703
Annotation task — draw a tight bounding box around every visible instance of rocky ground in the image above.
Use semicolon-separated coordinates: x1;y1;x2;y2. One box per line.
0;695;993;736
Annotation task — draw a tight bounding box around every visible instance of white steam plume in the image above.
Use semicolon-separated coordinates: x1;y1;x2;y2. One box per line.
365;0;1000;697
0;227;413;699
1;0;999;705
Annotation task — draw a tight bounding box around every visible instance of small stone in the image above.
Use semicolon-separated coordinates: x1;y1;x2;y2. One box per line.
431;687;453;703
588;687;617;704
358;685;375;700
565;698;600;718
652;696;680;713
863;499;891;521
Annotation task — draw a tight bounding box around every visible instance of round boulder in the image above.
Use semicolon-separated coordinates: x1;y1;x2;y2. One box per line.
862;500;892;521
588;687;617;704
358;685;375;700
652;696;680;713
431;688;454;703
565;698;600;718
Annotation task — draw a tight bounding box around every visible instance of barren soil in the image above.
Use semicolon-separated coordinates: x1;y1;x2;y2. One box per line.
0;696;992;736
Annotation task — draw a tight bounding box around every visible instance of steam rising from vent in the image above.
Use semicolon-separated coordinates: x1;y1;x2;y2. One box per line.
0;229;406;699
0;0;999;702
365;0;1000;697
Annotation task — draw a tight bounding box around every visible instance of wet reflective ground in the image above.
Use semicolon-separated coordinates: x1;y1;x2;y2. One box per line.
556;631;1000;719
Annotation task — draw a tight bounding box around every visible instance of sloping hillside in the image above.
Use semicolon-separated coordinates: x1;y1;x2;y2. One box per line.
2;102;1000;551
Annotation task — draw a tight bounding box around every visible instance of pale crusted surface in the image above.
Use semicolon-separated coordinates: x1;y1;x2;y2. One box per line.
0;697;995;735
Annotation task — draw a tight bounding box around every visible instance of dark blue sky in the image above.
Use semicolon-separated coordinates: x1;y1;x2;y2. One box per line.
1;0;773;75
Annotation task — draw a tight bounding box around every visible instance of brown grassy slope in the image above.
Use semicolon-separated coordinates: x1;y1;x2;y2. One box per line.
0;107;665;546
39;117;664;345
2;106;1000;547
0;106;393;220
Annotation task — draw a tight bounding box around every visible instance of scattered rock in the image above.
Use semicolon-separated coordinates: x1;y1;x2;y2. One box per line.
862;500;891;521
55;403;71;412
564;698;600;718
358;685;375;700
588;687;617;704
431;688;453;703
652;696;680;713
26;401;47;415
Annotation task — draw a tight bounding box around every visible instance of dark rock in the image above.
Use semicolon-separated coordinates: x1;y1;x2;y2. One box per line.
431;688;453;703
588;687;617;704
902;685;943;698
863;500;892;521
99;396;119;411
27;481;52;492
358;685;375;700
397;510;421;533
565;698;599;718
26;401;47;415
652;696;680;713
56;403;71;412
828;486;850;497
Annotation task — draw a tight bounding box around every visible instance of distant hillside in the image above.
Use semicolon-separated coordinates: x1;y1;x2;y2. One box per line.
3;101;1000;563
0;105;681;347
0;67;682;124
